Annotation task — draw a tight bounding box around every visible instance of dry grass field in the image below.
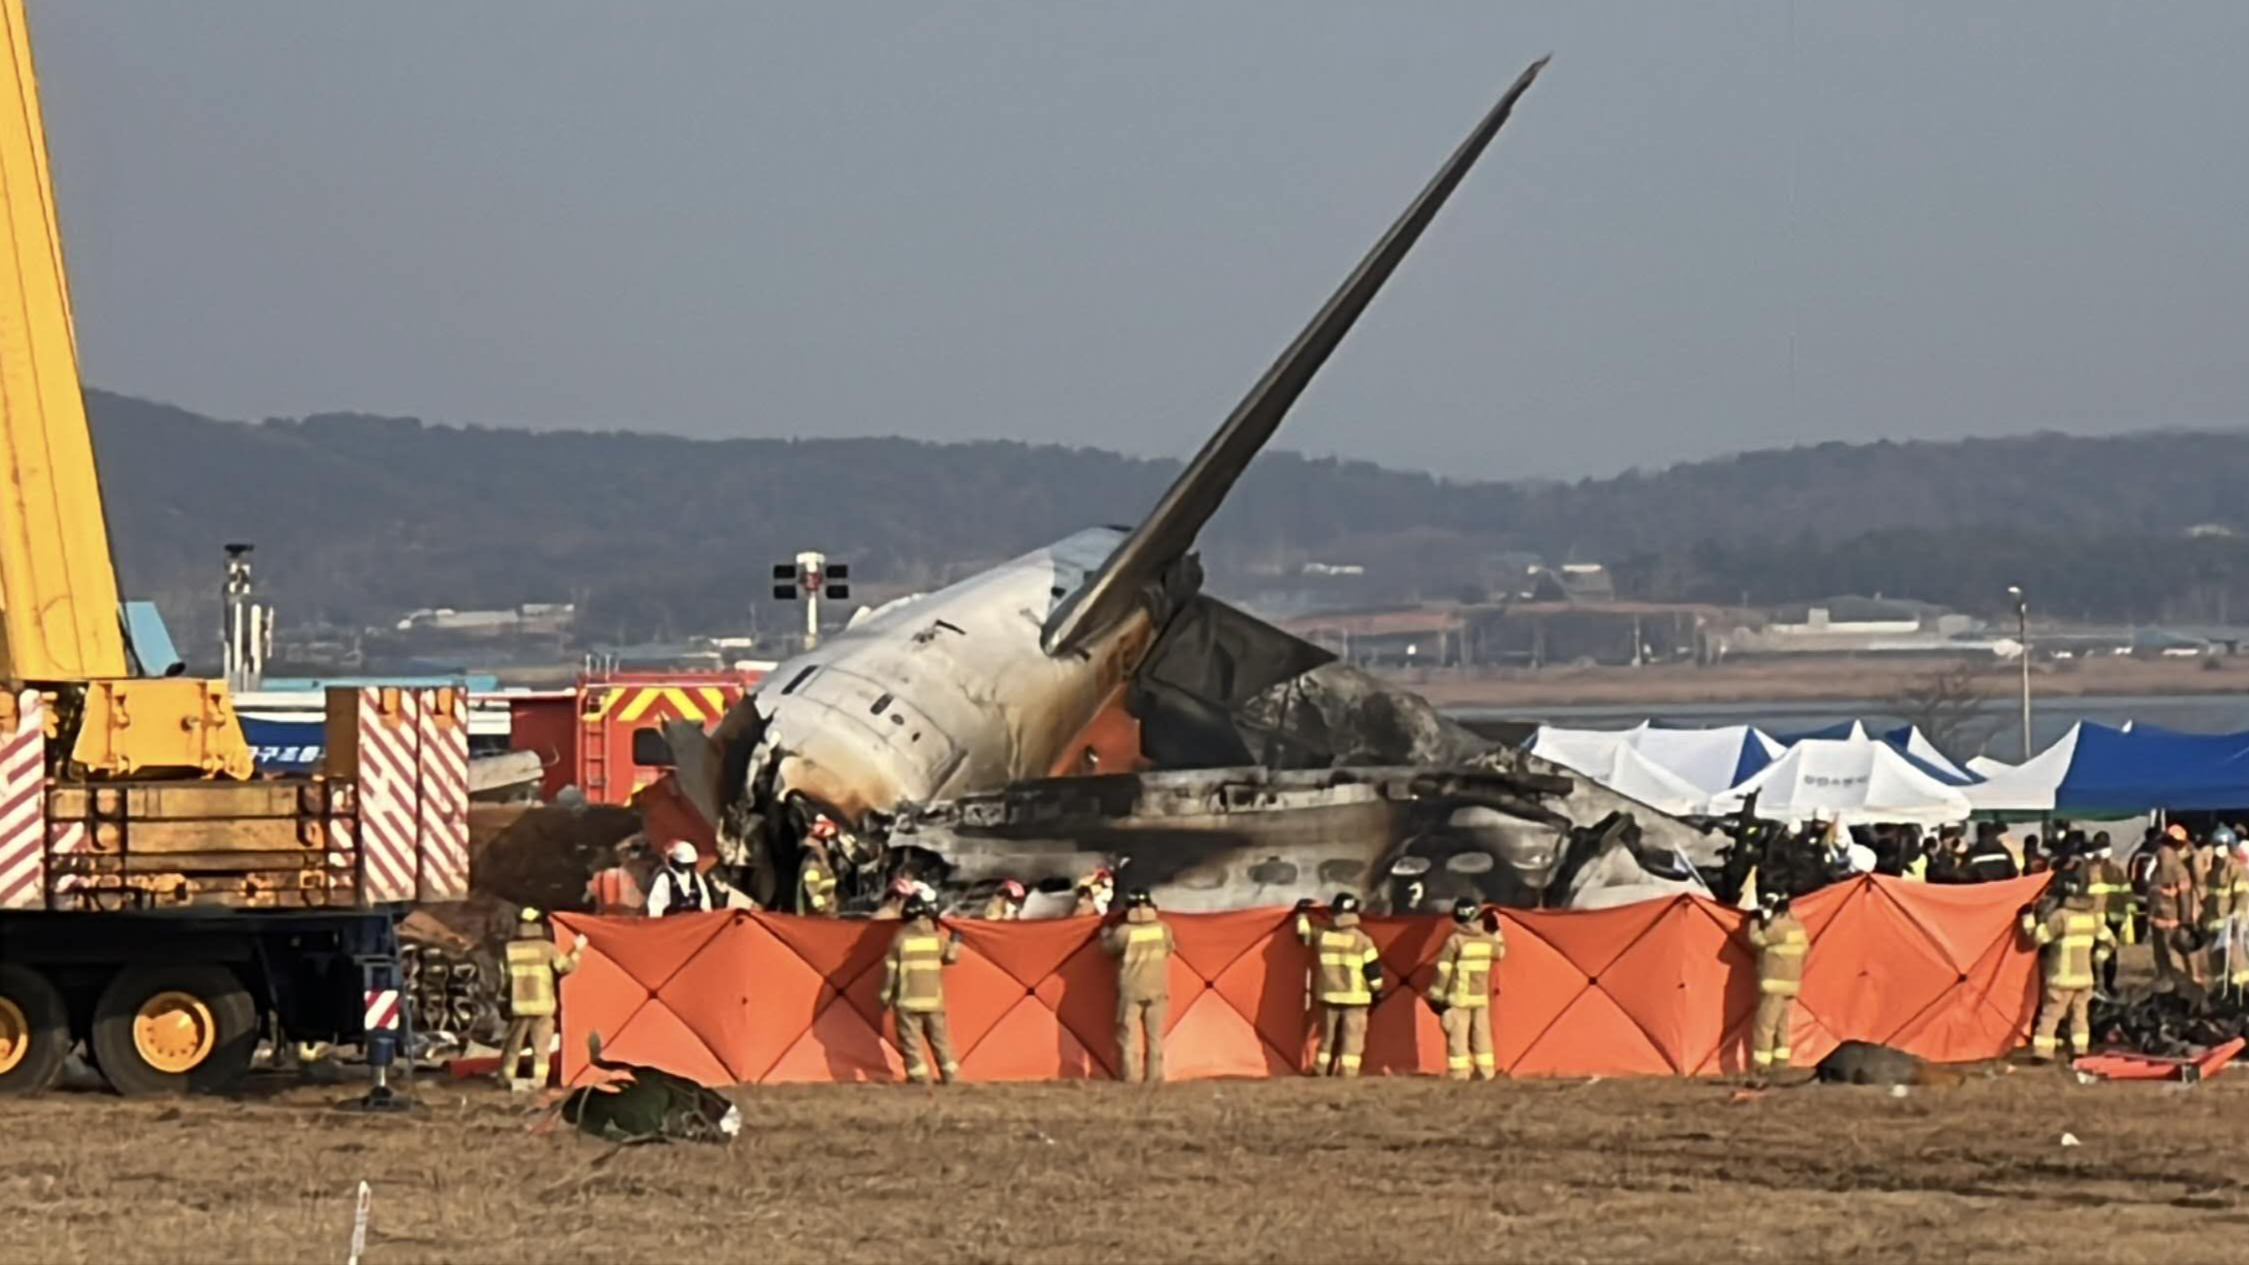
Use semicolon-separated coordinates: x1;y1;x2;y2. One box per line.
4;1065;2245;1264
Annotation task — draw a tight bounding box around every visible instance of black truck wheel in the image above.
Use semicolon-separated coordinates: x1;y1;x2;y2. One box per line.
0;963;70;1093
89;963;257;1095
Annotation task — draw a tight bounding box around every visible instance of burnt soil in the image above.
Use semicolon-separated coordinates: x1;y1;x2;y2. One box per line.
5;1068;2245;1264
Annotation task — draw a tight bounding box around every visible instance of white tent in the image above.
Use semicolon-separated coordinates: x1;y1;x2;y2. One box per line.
1708;736;1973;827
1960;724;2084;814
1544;742;1711;817
1530;723;1783;797
1891;727;1976;784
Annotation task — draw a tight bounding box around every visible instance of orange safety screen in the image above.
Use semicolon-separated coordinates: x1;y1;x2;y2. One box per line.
553;874;2046;1086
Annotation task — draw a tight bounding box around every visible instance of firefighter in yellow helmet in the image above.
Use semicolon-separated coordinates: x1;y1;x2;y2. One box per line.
497;906;585;1091
1742;889;1806;1085
1100;888;1175;1082
1072;868;1114;917
2021;868;2115;1061
880;894;963;1084
1428;896;1505;1081
795;815;841;918
1296;893;1383;1077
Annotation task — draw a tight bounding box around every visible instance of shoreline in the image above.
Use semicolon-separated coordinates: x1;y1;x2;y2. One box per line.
1381;656;2249;710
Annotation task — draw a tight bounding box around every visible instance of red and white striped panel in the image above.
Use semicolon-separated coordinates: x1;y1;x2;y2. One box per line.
356;688;422;905
363;988;401;1032
0;690;45;911
324;811;350;872
414;689;469;902
44;819;85;907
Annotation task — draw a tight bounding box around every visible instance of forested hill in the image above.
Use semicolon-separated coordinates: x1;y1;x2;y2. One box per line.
84;388;2249;642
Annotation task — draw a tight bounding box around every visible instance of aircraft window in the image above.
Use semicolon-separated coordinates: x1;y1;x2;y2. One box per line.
1246;857;1298;887
1444;852;1496;875
1174;865;1226;890
869;692;893;716
1388;856;1433;877
781;666;818;695
1317;860;1365;885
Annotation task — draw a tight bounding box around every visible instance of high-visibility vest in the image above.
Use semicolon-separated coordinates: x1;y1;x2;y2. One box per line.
1431;928;1505;1008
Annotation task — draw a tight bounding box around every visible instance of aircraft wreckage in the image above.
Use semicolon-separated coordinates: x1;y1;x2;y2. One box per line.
660;56;1720;915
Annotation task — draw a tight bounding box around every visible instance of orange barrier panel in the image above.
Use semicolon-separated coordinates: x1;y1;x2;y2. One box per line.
554;874;2046;1087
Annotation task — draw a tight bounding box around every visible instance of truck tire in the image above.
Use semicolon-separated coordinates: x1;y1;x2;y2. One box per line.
89;963;257;1096
0;963;70;1094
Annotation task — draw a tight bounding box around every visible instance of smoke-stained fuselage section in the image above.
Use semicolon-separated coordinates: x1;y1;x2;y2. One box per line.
652;58;1712;914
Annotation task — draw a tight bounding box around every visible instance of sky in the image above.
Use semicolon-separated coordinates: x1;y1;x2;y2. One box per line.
29;1;2249;481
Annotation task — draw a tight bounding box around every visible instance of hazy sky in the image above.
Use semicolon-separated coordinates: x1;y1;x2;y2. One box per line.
31;2;2249;480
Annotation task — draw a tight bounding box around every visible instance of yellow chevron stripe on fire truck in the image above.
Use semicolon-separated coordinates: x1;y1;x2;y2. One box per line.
615;686;710;724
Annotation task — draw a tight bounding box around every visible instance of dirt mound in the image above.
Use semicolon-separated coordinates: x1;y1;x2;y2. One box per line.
469;802;640;912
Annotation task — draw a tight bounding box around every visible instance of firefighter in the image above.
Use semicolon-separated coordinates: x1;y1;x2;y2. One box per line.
645;840;718;917
871;876;915;920
2083;831;2133;993
1072;868;1115;917
795;816;841;918
1428;896;1505;1081
981;879;1028;921
584;837;650;916
879;895;963;1084
2021;869;2115;1062
2149;824;2198;988
1743;889;1806;1085
1100;887;1174;1083
1295;893;1382;1078
1961;824;2020;883
497;907;585;1091
2205;828;2249;991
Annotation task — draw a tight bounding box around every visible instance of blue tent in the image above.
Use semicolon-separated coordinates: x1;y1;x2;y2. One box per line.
2051;723;2249;814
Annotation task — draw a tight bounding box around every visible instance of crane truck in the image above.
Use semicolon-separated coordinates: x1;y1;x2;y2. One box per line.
0;0;466;1099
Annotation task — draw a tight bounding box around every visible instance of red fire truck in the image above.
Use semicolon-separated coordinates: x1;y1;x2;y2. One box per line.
506;669;769;848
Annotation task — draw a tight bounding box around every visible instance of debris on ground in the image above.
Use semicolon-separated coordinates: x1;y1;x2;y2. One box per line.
2074;1037;2245;1084
2091;988;2249;1058
1813;1040;1965;1088
558;1034;741;1144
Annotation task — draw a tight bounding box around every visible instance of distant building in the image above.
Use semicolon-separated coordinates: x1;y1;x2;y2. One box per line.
1530;562;1615;604
1729;595;1983;657
394;603;576;637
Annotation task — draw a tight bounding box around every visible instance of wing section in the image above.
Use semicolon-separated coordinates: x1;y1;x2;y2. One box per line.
1041;56;1550;656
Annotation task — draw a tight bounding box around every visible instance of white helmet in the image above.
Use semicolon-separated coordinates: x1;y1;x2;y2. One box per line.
667;841;698;865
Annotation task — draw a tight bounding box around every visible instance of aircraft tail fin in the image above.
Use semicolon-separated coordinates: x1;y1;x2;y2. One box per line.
1041;56;1549;655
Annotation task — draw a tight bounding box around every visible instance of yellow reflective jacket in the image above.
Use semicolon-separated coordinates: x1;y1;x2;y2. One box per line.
881;919;961;1013
1431;925;1505;1009
1297;912;1381;1006
1745;912;1807;997
2023;897;2114;990
505;934;583;1019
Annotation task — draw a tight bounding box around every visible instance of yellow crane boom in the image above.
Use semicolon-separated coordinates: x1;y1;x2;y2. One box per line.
0;0;248;778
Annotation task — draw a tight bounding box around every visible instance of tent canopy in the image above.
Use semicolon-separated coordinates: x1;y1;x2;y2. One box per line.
1710;736;1974;827
1965;722;2249;816
1531;723;1780;797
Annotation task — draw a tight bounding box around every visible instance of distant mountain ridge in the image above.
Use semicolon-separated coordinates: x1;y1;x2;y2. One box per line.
85;389;2249;646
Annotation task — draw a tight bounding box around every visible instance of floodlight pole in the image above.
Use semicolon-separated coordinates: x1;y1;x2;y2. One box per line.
2008;585;2031;760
